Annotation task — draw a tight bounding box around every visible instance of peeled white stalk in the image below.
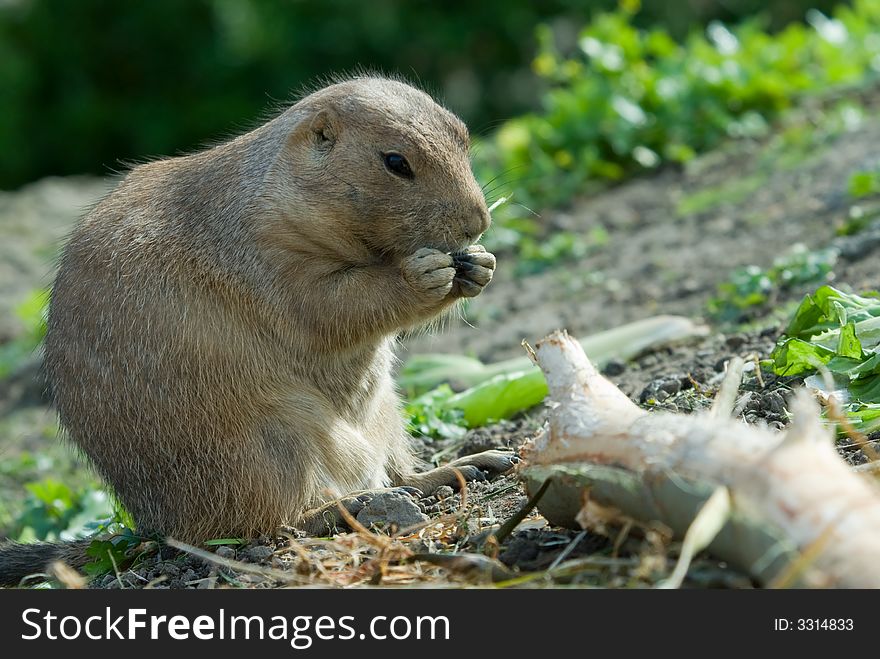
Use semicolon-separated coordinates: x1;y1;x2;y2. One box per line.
520;330;880;588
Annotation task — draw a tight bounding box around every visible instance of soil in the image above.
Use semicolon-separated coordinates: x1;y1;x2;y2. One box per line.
1;94;879;589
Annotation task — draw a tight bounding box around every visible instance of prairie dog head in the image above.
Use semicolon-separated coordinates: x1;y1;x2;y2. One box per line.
265;76;490;262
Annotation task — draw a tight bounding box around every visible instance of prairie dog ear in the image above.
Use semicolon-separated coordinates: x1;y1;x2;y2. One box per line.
309;108;337;145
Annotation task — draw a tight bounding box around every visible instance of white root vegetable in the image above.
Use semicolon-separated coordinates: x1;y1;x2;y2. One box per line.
520;330;880;587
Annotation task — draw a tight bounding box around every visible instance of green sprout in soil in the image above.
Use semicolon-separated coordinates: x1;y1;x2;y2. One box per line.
848;169;880;198
677;176;764;217
836;204;880;236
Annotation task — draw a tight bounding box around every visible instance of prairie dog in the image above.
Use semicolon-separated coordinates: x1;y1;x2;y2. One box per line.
0;75;512;584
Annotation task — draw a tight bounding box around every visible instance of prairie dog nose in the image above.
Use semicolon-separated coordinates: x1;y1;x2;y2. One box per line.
465;205;491;240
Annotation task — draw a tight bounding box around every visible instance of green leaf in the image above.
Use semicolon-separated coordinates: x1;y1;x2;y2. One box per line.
784;286;880;343
398;354;489;397
770;338;835;376
203;538;248;546
846;351;880;379
850;377;880;405
446;368;548;427
785;291;830;339
836;322;862;359
84;532;141;577
845;403;880;434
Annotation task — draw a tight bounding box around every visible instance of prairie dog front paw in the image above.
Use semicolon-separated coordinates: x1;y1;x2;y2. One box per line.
401;248;456;304
451;245;496;298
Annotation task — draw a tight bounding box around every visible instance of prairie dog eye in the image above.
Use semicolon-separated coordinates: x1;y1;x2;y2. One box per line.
383;152;413;179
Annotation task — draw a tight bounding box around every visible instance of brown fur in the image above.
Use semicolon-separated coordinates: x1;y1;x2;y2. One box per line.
0;540;92;587
0;75;510;585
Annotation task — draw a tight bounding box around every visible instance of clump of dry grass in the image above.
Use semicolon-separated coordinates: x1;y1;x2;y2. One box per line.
164;473;520;588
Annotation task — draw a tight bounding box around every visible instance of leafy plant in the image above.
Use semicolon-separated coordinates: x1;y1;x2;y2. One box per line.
707;245;837;323
84;527;145;577
405;385;468;440
768;285;880;435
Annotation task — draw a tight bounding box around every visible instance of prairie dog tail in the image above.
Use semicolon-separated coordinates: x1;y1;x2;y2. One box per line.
0;539;92;587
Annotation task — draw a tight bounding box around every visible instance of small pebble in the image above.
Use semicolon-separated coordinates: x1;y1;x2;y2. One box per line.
245;545;275;562
658;379;681;396
764;391;786;415
215;546;236;560
602;359;626;376
435;485;454;500
356;490;429;530
725;335;747;350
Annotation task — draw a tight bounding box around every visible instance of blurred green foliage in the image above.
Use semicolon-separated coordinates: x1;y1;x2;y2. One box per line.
836;204;880;235
848;168;880;197
0;0;847;189
11;478;115;543
707;244;838;323
676;176;764;216
0;289;48;378
477;0;880;218
12;471;140;580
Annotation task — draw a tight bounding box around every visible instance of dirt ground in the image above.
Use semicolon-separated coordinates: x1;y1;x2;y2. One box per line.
1;92;879;588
